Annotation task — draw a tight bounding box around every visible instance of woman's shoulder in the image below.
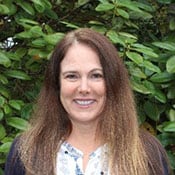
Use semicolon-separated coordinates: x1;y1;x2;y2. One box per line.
139;129;171;175
4;137;25;175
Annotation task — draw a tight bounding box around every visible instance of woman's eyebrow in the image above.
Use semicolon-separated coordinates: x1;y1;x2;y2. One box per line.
61;68;103;76
61;70;78;75
90;68;103;73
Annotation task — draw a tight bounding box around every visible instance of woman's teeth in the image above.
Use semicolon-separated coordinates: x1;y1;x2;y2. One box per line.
75;100;94;105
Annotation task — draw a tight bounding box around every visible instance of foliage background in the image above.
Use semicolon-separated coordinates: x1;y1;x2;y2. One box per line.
0;0;175;174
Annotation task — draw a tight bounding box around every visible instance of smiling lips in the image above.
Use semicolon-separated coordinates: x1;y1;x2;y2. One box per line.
74;99;95;106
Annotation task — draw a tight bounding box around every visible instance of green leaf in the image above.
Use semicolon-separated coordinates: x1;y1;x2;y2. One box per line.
28;48;49;59
16;1;35;16
131;44;158;58
42;0;52;9
32;0;46;12
30;26;44;37
3;104;12;114
131;43;153;50
169;18;175;30
15;31;33;39
6;117;29;131
167;87;175;99
0;142;11;153
43;24;54;34
129;67;147;79
0;124;6;140
143;80;167;103
1;136;14;143
154;90;167;103
15;48;27;59
166;56;175;73
118;0;142;12
9;100;24;110
133;48;158;58
0;96;5;107
169;109;175;122
157;0;172;4
4;70;31;80
142;80;155;94
31;0;45;7
75;0;90;8
138;112;146;124
117;8;129;19
34;4;45;13
126;51;143;64
0;86;10;98
44;33;65;45
106;30;125;46
18;18;39;26
150;72;175;83
131;81;150;94
60;21;79;29
152;41;175;51
141;60;161;73
133;1;155;12
162;122;175;132
92;22;106;27
95;2;114;11
118;32;137;40
90;25;107;34
130;11;152;20
144;101;160;121
157;133;175;147
21;103;33;119
0;4;10;14
0;51;11;67
116;32;137;44
31;38;46;47
3;0;17;15
7;52;21;61
0;159;5;165
44;8;58;19
0;109;4;120
16;16;39;30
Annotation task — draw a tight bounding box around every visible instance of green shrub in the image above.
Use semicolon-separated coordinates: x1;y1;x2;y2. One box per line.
0;0;175;173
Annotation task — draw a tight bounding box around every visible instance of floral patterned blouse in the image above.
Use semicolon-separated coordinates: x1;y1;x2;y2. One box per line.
56;141;109;175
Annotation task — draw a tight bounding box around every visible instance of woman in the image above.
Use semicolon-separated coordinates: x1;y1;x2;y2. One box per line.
5;28;171;175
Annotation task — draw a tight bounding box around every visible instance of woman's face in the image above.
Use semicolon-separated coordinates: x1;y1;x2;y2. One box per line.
60;43;106;125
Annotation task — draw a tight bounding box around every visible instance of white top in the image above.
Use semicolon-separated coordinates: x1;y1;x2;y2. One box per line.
56;141;109;175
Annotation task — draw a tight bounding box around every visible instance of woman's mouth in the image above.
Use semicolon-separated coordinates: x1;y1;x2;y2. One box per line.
74;100;95;106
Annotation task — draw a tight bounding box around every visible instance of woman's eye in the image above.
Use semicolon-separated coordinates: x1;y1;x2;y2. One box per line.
91;73;103;79
65;74;78;81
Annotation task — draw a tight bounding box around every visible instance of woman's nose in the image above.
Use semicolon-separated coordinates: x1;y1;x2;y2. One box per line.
78;78;90;94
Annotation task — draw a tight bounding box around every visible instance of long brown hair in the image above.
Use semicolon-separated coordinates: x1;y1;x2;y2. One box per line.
18;28;170;175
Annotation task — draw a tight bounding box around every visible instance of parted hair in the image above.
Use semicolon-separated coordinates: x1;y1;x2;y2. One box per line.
18;28;170;175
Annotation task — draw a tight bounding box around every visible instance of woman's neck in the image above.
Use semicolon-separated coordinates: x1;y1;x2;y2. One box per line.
66;122;102;153
66;122;102;172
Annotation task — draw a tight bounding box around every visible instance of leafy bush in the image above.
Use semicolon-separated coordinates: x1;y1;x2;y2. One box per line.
0;0;175;174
